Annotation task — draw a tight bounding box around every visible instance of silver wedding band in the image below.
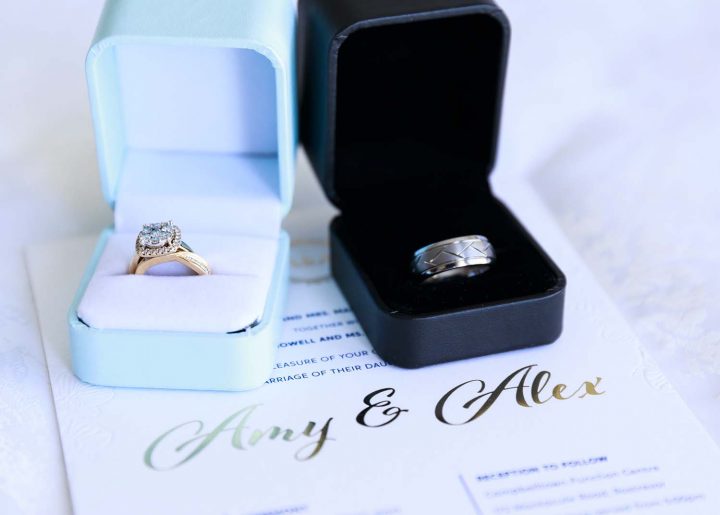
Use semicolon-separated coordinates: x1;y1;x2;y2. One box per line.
412;235;496;279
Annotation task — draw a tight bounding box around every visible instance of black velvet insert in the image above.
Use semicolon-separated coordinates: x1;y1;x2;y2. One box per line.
334;195;563;316
328;11;562;316
335;14;504;203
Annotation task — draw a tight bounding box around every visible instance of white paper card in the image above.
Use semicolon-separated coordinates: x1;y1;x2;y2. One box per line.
27;180;720;515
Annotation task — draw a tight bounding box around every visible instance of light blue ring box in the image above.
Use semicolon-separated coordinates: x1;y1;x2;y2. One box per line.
68;0;297;391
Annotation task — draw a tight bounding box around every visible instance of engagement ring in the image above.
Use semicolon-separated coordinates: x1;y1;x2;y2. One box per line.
128;221;211;276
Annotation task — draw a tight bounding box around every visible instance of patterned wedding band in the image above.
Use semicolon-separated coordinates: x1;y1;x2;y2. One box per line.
128;220;211;276
412;235;496;279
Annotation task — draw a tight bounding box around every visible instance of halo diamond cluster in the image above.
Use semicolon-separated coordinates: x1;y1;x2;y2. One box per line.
135;220;182;258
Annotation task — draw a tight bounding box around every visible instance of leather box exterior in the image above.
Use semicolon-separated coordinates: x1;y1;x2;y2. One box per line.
299;0;566;368
69;0;297;390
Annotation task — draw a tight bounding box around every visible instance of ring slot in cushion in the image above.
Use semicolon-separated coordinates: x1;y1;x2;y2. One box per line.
77;233;278;333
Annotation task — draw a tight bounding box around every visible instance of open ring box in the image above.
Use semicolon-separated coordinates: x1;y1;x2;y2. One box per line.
68;0;296;391
299;0;566;368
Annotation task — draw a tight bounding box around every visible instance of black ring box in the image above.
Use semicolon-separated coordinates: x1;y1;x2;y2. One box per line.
298;0;566;368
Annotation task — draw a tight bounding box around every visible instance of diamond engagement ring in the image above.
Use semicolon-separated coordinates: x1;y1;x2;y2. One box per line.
128;220;211;276
412;235;496;280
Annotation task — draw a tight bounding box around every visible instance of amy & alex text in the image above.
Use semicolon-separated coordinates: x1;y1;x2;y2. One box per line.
145;364;604;471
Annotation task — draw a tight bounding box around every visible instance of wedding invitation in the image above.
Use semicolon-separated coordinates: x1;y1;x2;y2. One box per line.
28;179;720;514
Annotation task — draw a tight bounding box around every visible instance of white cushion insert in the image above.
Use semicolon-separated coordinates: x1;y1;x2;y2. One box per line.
77;232;279;333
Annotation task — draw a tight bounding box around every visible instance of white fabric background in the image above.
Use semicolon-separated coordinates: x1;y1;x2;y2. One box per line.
498;0;720;440
0;0;718;513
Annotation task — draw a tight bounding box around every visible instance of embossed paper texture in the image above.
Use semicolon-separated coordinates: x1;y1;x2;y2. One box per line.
0;254;71;515
27;180;720;515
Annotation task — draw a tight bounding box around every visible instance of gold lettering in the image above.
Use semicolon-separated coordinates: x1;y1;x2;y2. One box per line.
248;426;301;446
531;371;552;404
436;365;536;425
552;383;570;400
579;377;605;398
144;406;333;470
436;365;607;425
296;418;334;461
144;420;204;471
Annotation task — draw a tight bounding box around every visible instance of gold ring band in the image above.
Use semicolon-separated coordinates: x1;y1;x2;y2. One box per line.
129;244;211;276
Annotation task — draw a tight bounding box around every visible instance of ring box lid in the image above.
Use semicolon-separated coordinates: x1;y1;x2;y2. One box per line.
87;0;296;237
299;0;509;212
